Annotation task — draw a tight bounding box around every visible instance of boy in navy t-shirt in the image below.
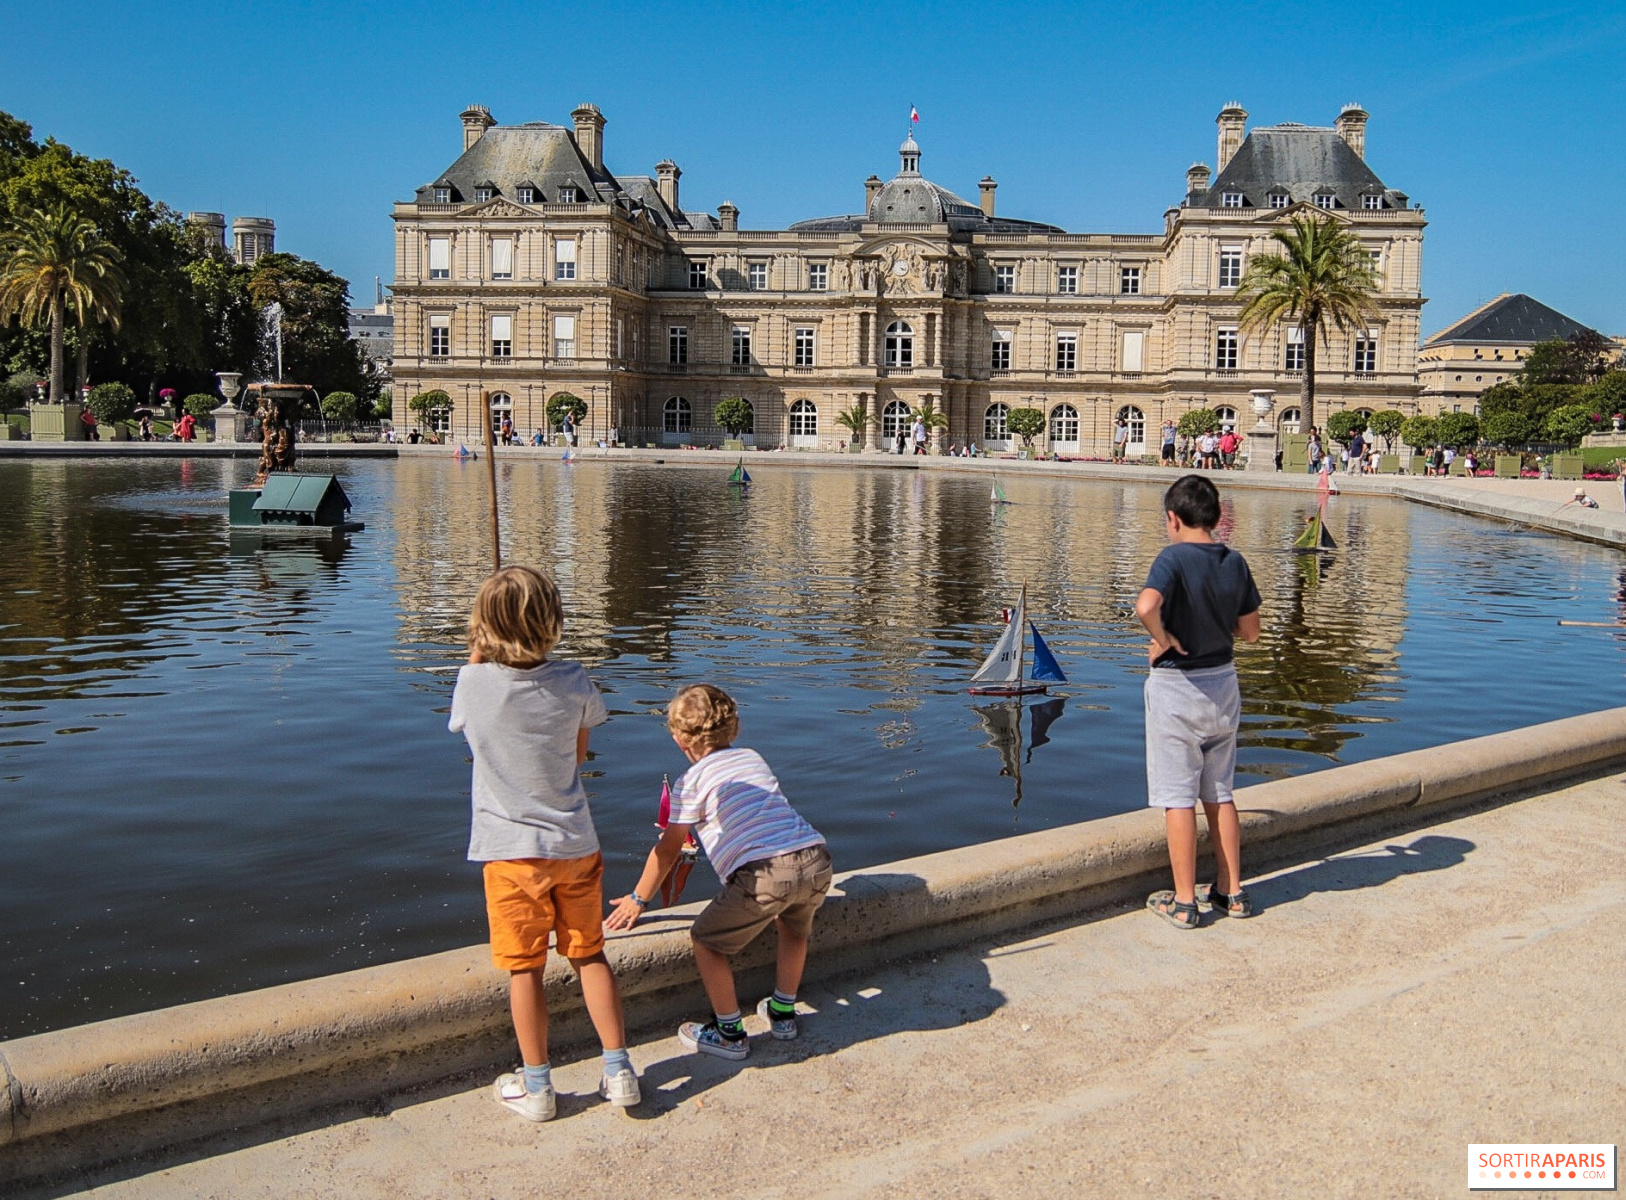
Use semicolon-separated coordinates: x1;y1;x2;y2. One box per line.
1134;475;1262;929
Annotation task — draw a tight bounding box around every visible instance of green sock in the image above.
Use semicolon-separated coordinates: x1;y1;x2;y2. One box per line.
768;990;797;1017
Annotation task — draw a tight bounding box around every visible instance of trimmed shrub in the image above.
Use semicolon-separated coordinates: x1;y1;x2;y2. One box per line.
712;396;753;437
1483;412;1534;448
1400;415;1437;449
183;393;217;419
320;390;360;421
1006;406;1045;447
546;391;589;431
1176;408;1218;437
1542;404;1594;447
1435;411;1481;449
1367;409;1404;451
86;382;137;423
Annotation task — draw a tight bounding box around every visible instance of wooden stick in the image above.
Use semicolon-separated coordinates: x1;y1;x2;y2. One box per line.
1556;620;1626;628
481;389;500;571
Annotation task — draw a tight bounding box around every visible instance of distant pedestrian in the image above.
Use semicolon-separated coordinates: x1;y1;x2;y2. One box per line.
1306;432;1323;474
1219;429;1239;469
1112;417;1130;462
912;416;928;455
1161;420;1177;465
1346;428;1364;474
407;428;421;444
562;412;577;447
138;413;153;442
1569;488;1599;510
1135;475;1261;930
607;684;831;1060
1198;431;1219;469
449;566;639;1122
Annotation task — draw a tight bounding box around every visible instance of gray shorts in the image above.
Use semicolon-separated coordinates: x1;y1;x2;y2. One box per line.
1144;664;1241;809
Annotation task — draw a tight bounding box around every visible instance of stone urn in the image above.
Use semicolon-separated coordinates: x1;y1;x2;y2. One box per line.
1246;388;1278;472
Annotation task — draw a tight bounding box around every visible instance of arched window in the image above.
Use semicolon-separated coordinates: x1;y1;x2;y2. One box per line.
489;392;512;439
1117;405;1146;453
881;400;912;442
884;321;914;369
1214;405;1237;432
789;399;817;438
663;396;692;433
1279;406;1302;434
1049;403;1079;444
984;403;1010;441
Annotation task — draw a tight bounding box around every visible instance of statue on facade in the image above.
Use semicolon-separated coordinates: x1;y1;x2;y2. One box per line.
248;383;314;487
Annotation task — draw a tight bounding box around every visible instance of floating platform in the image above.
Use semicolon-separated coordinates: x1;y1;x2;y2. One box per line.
229;473;364;535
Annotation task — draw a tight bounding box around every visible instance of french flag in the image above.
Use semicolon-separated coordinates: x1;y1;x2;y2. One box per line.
910;106;920;123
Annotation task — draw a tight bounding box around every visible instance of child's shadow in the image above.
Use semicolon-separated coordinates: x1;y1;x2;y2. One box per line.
623;872;1006;1118
1250;834;1474;909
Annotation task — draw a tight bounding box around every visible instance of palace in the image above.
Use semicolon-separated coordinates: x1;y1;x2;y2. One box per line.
390;102;1426;455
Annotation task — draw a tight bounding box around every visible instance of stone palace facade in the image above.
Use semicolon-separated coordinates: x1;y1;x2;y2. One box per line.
390;102;1426;455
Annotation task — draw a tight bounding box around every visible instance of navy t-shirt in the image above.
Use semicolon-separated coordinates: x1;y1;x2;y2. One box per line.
1143;541;1262;670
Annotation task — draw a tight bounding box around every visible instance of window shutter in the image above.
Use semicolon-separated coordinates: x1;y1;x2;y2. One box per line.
428;314;450;330
554;315;575;340
556;238;577;264
491;314;512;341
1122;331;1145;372
491;239;513;276
427;238;450;273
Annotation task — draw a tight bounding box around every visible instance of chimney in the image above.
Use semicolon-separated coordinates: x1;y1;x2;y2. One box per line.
864;174;882;216
655;160;681;213
460;105;495;151
572;103;606;172
1335;103;1369;159
1216;103;1247;171
717;201;739;233
978;176;997;217
1185;162;1211;196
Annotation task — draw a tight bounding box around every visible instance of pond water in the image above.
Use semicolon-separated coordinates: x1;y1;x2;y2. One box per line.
2;456;1624;1038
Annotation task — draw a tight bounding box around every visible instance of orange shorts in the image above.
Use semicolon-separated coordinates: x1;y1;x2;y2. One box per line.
482;853;606;971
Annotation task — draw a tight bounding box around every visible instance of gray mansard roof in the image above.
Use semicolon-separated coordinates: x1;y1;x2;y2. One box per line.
413;124;694;229
1424;294;1599;347
1191;124;1409;211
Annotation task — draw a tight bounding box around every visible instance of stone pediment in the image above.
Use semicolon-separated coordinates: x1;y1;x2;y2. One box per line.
852;238;952;296
462;199;531;218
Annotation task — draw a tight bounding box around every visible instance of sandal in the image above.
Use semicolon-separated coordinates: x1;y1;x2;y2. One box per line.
1146;890;1200;930
1196;883;1254;919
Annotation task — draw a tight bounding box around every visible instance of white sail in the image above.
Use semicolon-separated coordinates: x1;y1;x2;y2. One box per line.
970;589;1026;684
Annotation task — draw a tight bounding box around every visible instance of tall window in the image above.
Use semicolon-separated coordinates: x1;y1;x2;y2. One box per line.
428;405;450;434
688;260;707;289
490;314;512;358
1050;403;1079;443
428;237;450;279
1117;405;1146;449
794;327;815;367
668;326;688;365
1221;191;1244;208
1285;327;1305;371
748;262;768;290
428;314;450;357
983;403;1010;442
553;315;575;359
1362;193;1383;210
884;321;913;368
1218;249;1243;289
554;238;577;281
663;396;692;433
615;318;624;359
990;329;1011;371
731;326;752;366
1354;333;1378;373
1367;248;1384;285
1057;265;1078;294
1120;266;1141;295
432;186;450;204
809;262;828;291
789;399;817;438
1215;327;1239;370
1055;332;1077;372
881;400;912;442
491;238;513;280
1313;193;1336;210
994;264;1015;293
1121;329;1145;373
488;392;511;435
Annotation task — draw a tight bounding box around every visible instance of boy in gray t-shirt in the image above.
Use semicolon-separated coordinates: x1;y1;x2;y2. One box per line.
1134;475;1262;930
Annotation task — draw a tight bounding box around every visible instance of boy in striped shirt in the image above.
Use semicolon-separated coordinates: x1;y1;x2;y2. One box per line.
606;684;831;1059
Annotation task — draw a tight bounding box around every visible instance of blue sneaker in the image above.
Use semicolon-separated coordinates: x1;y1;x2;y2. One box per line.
755;997;799;1040
678;1019;750;1060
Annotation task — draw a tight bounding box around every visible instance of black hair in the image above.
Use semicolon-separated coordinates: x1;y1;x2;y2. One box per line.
1163;474;1220;530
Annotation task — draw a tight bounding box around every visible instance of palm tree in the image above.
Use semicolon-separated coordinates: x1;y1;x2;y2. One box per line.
911;396;951;452
1236;213;1379;434
833;402;870;449
0;204;124;403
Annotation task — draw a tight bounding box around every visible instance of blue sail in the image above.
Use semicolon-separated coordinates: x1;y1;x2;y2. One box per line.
1028;624;1067;683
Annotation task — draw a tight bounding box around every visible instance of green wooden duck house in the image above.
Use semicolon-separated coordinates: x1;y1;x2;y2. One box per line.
229;473;364;533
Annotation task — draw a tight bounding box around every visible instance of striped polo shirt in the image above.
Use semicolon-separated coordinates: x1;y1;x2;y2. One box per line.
668;747;825;883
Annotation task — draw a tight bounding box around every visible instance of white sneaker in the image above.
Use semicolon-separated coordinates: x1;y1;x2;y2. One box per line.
494;1071;556;1122
598;1067;641;1108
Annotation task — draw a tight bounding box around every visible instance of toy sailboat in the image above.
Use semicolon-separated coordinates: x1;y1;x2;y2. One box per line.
1293;471;1337;551
654;774;700;906
452;444;477;460
990;476;1013;505
728;459;752;486
968;584;1067;696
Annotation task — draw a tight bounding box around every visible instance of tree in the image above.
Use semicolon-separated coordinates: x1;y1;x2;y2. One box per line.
0;203;124;401
183;392;216;419
1483;412;1533;448
1325;409;1367;448
246;253;372;399
320;390;360;420
374;389;392;420
1435;411;1481;448
1006;406;1045;448
1521;332;1614;386
1542;404;1594;447
1177;408;1218;437
546;391;589;431
832;403;869;446
408;389;451;430
1236;214;1381;433
1367;409;1404;451
86;381;135;423
1399;415;1438;450
713;396;753;438
1585;371;1626;417
911;396;950;450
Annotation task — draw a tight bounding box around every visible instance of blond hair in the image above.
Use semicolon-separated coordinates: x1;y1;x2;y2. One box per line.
667;684;739;753
468;565;563;667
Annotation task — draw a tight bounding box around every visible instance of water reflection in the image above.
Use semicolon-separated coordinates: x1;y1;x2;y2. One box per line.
2;457;1624;1038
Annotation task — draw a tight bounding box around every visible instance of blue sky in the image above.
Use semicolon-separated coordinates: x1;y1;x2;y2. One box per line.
4;0;1622;337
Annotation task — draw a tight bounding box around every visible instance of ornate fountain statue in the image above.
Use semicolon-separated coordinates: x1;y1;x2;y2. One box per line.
247;382;315;487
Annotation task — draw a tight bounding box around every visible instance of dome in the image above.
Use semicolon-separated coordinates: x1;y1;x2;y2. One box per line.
900;133;920;155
